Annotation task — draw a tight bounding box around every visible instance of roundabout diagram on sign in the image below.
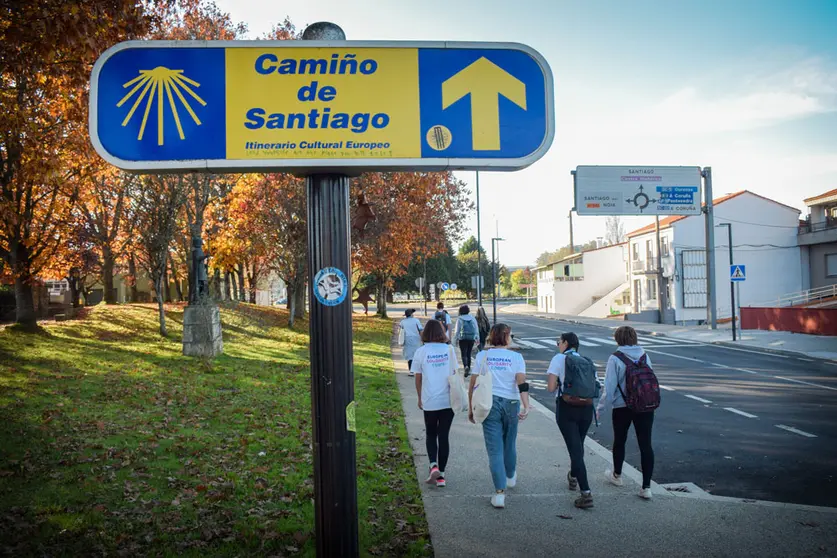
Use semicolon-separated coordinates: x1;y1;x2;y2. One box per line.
625;184;658;213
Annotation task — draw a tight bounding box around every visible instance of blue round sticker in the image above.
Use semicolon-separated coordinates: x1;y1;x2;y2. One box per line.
314;267;348;306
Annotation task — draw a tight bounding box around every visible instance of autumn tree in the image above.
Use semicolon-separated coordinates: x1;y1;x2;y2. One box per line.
352;172;472;318
135;175;187;336
0;0;147;328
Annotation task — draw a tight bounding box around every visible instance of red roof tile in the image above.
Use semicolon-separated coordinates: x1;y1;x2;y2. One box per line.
804;188;837;205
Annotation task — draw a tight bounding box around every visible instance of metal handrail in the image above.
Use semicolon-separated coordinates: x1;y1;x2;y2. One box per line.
798;217;837;234
749;284;837;308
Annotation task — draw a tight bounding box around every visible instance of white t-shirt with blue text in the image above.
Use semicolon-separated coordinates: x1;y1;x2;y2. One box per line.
474;348;526;400
411;343;458;411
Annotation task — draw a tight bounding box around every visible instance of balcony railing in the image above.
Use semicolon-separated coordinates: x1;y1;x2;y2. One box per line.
631;258;660;273
799;217;837;234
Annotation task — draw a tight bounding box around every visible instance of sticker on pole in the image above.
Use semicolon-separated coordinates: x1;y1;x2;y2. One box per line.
314;267;348;305
730;265;746;282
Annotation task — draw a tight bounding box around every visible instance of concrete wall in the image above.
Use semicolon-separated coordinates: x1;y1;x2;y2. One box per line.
807;242;837;289
741;307;837;335
671;193;803;322
550;245;627;315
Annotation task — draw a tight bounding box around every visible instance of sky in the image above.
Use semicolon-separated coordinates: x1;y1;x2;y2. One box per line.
214;0;837;266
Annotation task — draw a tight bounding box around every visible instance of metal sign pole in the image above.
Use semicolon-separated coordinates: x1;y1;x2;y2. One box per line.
702;167;718;330
476;170;483;306
303;22;359;558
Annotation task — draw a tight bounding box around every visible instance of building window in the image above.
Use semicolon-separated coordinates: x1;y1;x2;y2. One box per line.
632;243;639;260
661;236;670;256
646;239;654;259
647;278;658;300
827;254;837;277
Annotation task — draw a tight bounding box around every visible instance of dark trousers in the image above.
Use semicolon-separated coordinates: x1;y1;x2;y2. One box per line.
407;360;412;371
612;407;655;489
458;339;474;368
424;408;455;471
556;399;594;492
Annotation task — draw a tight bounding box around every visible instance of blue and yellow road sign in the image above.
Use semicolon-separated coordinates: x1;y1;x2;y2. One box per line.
90;41;554;172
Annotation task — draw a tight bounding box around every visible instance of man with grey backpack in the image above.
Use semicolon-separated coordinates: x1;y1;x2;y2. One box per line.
547;332;600;509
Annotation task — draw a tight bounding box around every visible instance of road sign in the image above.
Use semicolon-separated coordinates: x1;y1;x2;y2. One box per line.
441;282;450;291
574;166;702;216
90;41;554;173
730;265;746;282
471;275;485;289
414;277;425;289
429;284;436;296
450;283;458;291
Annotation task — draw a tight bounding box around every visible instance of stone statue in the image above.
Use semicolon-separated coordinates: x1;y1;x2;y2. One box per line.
191;237;209;303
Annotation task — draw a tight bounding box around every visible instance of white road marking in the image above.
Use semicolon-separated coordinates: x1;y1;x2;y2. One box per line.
588;337;616;345
684;395;713;404
659;385;676;391
775;424;817;438
645;349;706;364
515;339;544;349
534;340;558;349
798;358;815;362
826;361;837;366
579;339;600;347
774;376;837;392
638;336;677;345
724;407;758;418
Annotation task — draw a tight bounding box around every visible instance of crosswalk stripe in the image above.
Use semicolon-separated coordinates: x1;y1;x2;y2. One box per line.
515;339;543;349
588;337;615;346
579;340;600;347
638;336;677;345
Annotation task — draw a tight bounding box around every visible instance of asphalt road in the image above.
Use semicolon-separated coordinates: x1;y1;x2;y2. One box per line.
484;312;837;507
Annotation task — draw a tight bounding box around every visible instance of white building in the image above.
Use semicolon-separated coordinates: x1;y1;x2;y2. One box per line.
626;190;803;325
535;243;629;317
798;188;837;292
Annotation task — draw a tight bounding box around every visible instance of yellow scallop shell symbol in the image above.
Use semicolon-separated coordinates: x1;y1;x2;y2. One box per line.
117;67;207;146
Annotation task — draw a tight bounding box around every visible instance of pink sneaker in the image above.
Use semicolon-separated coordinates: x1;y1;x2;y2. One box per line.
426;465;441;484
436;475;446;487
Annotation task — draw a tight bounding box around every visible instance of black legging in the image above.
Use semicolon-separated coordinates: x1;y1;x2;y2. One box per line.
458;339;474;368
612;407;655;489
424;408;455;471
556;399;593;492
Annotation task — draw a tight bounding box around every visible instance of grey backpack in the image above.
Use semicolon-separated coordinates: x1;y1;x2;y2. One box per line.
560;352;600;405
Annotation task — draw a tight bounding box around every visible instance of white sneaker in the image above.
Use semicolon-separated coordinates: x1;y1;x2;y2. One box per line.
639;488;652;500
605;469;623;487
408;371;415;377
491;493;505;508
506;473;517;489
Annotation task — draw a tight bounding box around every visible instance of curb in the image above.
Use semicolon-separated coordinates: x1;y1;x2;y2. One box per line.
503;309;837;364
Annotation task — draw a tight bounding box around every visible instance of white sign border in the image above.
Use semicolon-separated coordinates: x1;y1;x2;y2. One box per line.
89;40;555;174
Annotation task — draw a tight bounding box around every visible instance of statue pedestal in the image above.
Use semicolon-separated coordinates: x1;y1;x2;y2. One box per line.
182;304;223;358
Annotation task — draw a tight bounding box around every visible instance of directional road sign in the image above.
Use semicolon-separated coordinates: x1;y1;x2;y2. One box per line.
441;282;450;291
574;166;702;216
414;277;425;289
90;41;554;173
471;275;485;289
450;283;458;291
730;265;746;282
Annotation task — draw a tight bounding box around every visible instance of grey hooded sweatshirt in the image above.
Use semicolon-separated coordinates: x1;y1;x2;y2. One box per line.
597;345;653;414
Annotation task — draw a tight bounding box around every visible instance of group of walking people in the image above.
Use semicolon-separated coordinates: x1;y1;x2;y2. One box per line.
400;308;659;509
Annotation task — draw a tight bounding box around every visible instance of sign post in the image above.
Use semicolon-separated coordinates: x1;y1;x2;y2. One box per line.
89;29;554;558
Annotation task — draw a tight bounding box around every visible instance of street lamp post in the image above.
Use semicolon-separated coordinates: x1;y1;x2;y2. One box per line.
476;171;483;306
491;237;505;325
716;223;736;341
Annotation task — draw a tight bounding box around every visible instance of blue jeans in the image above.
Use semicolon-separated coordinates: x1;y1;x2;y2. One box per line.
482;395;520;491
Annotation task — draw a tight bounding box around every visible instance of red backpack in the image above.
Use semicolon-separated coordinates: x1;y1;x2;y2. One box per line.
613;352;660;413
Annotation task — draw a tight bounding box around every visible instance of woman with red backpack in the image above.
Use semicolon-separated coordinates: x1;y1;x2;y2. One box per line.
597;326;660;500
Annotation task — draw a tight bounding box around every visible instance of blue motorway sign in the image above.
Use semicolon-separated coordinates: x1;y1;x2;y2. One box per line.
89;41;555;173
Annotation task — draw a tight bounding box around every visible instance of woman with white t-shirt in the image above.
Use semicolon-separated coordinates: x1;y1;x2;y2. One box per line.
411;319;459;488
400;309;423;377
468;323;530;509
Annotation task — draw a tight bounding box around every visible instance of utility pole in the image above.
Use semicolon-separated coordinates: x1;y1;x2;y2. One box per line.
423;253;427;316
491;237;504;324
702;167;717;330
568;209;575;254
718;223;736;341
476;171;482;306
302;22;358;558
655;216;667;324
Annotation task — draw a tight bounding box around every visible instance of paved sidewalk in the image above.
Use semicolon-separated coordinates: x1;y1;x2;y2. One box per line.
392;344;837;557
500;304;837;361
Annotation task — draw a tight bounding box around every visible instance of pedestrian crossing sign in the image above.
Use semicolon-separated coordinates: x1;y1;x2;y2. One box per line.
730;265;746;282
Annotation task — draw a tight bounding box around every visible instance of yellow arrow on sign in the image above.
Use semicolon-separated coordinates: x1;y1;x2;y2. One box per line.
442;57;527;151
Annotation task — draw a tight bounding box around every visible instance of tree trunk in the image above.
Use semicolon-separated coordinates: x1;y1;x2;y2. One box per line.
212;268;221;300
286;283;294;310
103;248;117;304
294;282;305;319
170;255;184;302
247;262;258;304
379;282;388;319
288;287;296;329
128;254;139;303
163;260;172;303
13;274;37;330
236;264;246;302
155;274;168;337
230;270;238;301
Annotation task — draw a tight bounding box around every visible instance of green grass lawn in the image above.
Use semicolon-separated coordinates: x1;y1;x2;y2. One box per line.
0;304;430;557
